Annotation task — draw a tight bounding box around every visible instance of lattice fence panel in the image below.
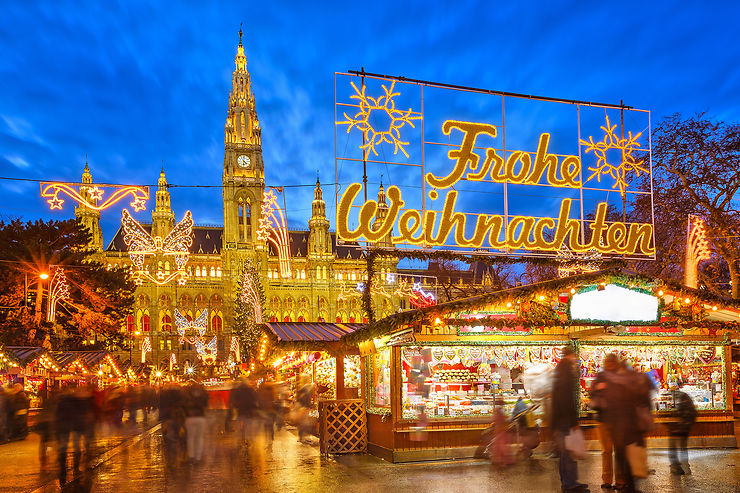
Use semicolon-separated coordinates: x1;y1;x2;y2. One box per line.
319;399;367;454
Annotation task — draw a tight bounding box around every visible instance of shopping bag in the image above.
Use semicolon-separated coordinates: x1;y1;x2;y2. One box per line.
626;443;648;478
564;427;586;460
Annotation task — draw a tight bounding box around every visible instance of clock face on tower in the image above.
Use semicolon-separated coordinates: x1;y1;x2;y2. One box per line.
237;155;251;168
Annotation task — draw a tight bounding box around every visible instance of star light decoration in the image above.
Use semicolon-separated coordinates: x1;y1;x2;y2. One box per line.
121;209;193;285
257;188;292;278
41;182;149;212
580;115;648;197
336;80;421;158
46;266;70;323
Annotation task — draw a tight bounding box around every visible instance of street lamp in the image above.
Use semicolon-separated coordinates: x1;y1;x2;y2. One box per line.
39;272;49;280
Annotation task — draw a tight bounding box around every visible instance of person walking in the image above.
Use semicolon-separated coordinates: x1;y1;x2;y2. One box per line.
55;385;96;486
551;346;589;493
229;379;259;446
0;385;9;442
667;382;697;475
590;353;623;490
184;380;209;463
159;383;186;467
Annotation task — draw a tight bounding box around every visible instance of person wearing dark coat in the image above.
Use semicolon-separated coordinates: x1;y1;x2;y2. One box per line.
184;381;209;462
589;353;623;490
667;384;697;475
229;379;259;444
551;346;589;493
159;383;186;466
55;386;96;486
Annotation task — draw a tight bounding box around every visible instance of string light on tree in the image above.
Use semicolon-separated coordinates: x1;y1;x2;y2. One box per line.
141;335;152;364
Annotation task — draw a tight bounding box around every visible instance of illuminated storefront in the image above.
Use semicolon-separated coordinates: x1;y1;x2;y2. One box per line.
349;269;737;463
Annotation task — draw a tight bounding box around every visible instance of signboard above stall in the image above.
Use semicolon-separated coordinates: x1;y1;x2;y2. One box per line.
335;72;654;259
570;284;660;323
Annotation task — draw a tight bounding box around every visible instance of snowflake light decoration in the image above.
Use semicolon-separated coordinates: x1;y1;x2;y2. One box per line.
121;209;193;285
336;80;421;158
580;115;648;196
41;182;149;212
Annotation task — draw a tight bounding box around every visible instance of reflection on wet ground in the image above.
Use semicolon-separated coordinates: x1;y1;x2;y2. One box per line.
84;415;740;493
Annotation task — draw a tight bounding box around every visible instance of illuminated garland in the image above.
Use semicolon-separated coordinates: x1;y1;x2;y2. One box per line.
361;248;626;323
169;352;177;371
239;267;263;324
46;266;70;323
258;188;292;278
557;245;601;278
348;267;740;345
141;335;152;364
121;209;193;285
40;182;149;212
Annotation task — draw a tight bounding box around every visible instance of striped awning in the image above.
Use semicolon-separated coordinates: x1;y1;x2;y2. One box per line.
51;351;109;369
3;346;45;364
266;322;365;342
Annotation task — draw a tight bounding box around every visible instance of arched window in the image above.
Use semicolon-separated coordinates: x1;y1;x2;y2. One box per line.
164;261;170;274
161;314;172;332
316;266;321;279
195;266;201;277
297;315;306;322
216;267;221;278
142;313;150;332
210;266;216;277
283;314;292;322
322;266;327;280
238;197;252;241
212;313;222;333
126;315;135;332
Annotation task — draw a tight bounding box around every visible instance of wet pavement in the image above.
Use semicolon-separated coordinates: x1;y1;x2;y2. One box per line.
82;417;740;493
0;415;157;493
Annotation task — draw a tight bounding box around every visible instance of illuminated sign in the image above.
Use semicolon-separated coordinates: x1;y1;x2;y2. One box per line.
570;284;659;323
334;73;654;258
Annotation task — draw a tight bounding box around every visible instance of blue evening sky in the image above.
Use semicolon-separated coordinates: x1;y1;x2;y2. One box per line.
1;1;739;247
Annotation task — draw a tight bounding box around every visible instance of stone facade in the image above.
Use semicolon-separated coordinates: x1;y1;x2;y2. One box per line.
77;33;400;368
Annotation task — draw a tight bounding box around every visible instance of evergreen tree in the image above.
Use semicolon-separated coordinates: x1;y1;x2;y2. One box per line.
232;258;265;364
0;218;135;348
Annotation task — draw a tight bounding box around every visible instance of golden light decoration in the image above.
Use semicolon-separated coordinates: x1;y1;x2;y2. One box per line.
46;266;70;323
121;209;193;285
337;281;392;301
239;269;263;324
556;245;602;278
195;336;218;365
230;336;241;362
336;80;421;158
169;352;177;371
257;188;292;278
580;115;648;196
141;335;152;364
40;182;149;212
688;216;711;261
175;308;207;344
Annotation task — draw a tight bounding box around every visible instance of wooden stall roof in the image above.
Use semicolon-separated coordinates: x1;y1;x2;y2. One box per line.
51;350;109;369
266;322;365;342
343;267;740;344
2;346;45;365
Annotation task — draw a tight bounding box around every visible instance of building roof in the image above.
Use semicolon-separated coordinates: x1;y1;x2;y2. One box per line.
266;322;365;342
50;350;109;369
2;346;45;365
105;224;223;255
266;231;365;259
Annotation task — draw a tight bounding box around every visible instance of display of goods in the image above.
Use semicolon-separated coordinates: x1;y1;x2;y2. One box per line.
444;349;457;362
468;347;483;361
435;369;476;382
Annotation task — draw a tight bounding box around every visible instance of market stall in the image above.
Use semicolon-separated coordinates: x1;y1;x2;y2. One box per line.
346;269;738;462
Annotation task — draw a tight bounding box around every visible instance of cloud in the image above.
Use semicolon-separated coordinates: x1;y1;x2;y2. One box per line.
4;154;30;169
